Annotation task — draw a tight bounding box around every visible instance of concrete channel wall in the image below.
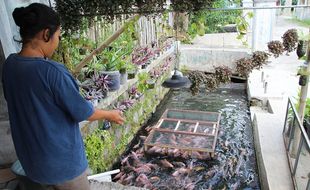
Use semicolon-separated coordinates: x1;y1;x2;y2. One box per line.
179;45;250;73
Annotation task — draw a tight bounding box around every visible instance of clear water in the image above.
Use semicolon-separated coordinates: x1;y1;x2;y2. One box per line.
114;83;260;189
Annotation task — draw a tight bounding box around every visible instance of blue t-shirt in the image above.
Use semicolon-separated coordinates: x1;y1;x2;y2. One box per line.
2;54;94;184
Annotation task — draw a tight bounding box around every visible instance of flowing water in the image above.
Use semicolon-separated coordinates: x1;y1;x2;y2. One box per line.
113;83;260;190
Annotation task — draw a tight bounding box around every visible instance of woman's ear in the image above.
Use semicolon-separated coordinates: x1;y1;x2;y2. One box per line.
42;28;51;42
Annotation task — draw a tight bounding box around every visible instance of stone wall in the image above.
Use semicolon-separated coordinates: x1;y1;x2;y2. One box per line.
180;45;250;73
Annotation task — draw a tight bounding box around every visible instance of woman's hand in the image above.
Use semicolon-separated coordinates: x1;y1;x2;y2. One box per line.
88;109;125;125
106;110;125;125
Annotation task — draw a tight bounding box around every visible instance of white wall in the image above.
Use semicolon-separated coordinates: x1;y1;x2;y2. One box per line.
180;45;250;73
0;0;55;58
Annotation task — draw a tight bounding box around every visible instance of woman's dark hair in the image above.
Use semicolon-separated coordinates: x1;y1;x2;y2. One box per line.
12;3;60;44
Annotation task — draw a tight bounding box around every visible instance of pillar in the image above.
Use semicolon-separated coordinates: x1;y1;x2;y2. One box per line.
252;0;277;51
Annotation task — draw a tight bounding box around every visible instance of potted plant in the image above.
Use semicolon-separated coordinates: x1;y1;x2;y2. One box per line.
282;29;298;53
297;40;307;59
132;47;154;70
146;79;156;89
126;63;138;80
128;86;142;99
297;67;310;86
116;58;130;85
78;74;109;106
296;30;309;59
100;48;130;91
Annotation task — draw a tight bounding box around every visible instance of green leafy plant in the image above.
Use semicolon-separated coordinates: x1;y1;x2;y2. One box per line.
100;48;131;71
137;72;150;93
84;129;113;173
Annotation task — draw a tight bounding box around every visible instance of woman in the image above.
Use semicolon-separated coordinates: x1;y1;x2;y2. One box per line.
2;3;124;190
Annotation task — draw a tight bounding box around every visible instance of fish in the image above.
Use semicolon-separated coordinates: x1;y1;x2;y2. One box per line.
181;151;190;159
193;166;205;172
145;163;159;170
171;134;177;141
113;171;124;180
172;161;186;168
205;168;217;179
149;176;160;183
191;151;203;159
230;180;240;190
135;147;144;154
167;148;175;157
121;155;130;166
147;146;161;154
155;147;163;154
130;151;142;161
172;167;191;177
134;165;152;174
145;126;153;132
122;174;134;185
135;173;150;187
117;173;127;184
133;140;141;149
159;159;174;168
184;183;195;190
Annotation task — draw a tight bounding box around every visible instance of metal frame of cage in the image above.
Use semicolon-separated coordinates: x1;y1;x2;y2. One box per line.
144;109;221;158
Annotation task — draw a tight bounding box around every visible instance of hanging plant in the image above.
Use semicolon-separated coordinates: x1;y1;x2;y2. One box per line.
55;0;216;33
214;66;232;84
204;74;219;92
188;71;219;95
235;57;253;77
282;29;299;53
251;51;269;69
267;40;284;58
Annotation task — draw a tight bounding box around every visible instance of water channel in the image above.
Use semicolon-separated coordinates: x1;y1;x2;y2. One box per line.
113;83;260;190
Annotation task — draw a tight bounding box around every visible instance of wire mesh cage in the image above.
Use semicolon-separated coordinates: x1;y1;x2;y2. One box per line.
144;109;221;159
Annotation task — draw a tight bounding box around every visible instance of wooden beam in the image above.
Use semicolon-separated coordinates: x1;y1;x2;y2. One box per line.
73;15;140;75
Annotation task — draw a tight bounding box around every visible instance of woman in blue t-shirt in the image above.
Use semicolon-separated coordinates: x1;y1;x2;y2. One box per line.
2;3;124;190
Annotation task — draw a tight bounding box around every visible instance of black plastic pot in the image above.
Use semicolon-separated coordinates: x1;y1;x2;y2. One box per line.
141;64;147;69
128;71;136;79
297;40;307;59
147;79;156;89
299;75;308;86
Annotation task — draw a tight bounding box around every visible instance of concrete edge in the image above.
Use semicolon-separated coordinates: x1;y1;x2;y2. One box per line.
252;113;270;190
